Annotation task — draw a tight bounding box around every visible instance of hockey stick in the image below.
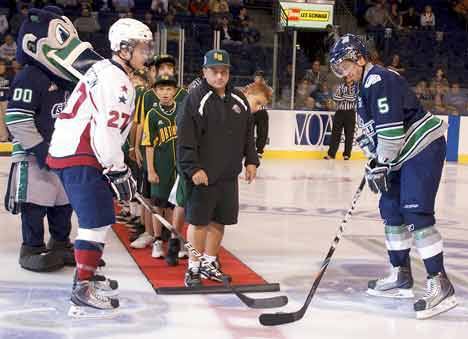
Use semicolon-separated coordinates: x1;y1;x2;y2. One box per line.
259;176;367;326
134;193;288;309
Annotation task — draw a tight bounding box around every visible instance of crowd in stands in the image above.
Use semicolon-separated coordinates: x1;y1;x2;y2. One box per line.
0;0;261;86
0;0;466;115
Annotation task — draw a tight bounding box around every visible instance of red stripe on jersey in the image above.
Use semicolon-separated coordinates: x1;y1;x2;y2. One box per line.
89;91;98;111
46;154;102;170
46;122;102;170
76;122;93;155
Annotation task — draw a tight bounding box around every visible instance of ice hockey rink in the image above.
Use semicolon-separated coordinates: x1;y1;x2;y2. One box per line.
0;157;467;339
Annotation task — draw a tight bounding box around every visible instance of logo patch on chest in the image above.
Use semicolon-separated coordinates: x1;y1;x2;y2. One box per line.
232;104;241;114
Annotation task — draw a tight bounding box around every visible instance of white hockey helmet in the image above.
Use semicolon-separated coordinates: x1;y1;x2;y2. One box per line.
108;18;153;52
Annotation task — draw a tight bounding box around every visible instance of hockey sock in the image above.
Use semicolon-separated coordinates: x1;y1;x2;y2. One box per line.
188;260;200;271
388;249;411;268
423;252;445;276
385;225;412;267
414;226;444;275
74;239;104;281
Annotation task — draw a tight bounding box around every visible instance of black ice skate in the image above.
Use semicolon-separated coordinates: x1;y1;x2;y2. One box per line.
367;265;414;298
69;280;119;318
414;272;457;320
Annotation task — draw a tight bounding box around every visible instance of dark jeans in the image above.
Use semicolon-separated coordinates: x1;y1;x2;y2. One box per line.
327;109;356;158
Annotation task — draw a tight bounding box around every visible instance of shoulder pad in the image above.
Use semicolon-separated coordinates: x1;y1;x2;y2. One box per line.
364;74;382;88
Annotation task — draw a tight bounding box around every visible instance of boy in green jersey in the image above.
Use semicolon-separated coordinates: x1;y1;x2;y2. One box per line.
142;75;180;258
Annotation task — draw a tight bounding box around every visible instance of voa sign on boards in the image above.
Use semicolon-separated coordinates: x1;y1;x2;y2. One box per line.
294;111;333;146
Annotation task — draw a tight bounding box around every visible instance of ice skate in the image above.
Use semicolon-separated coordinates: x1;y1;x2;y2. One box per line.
414;272;457;319
367;265;414;298
68;280;119;318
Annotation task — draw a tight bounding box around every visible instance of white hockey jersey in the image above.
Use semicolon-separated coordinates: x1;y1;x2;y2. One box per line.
47;59;135;171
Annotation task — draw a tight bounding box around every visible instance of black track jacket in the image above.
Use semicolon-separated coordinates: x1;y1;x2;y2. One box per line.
177;79;259;184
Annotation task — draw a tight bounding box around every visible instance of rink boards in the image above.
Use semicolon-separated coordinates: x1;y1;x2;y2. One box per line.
264;110;468;163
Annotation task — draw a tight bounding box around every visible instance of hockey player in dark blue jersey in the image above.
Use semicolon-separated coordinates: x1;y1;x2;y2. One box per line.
329;34;456;320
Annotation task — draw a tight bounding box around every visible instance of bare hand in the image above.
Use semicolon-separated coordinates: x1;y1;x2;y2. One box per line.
148;171;159;184
245;165;257;184
192;169;208;186
128;148;136;162
135;148;143;168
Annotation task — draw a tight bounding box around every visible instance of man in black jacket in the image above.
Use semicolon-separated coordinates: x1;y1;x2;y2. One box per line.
177;49;258;287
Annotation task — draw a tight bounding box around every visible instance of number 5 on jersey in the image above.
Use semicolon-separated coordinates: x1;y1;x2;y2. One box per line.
377;97;389;114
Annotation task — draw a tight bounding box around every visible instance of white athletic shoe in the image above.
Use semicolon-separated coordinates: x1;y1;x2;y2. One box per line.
152;239;164;258
130;232;154;249
178;239;188;259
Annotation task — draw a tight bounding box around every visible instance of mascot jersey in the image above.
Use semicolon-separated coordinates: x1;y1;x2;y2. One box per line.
47;59;135;171
5;65;69;162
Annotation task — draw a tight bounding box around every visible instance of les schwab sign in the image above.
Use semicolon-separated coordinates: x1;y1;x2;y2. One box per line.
280;1;334;29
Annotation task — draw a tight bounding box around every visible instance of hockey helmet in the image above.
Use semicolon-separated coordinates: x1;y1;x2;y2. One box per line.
329;34;368;78
108;18;153;53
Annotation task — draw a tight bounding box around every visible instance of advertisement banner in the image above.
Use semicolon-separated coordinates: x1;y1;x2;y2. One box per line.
279;1;334;29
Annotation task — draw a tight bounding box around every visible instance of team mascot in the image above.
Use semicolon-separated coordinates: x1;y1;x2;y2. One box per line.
4;6;102;272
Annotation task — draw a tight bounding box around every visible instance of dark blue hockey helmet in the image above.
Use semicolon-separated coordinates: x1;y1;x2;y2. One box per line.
329;34;368;78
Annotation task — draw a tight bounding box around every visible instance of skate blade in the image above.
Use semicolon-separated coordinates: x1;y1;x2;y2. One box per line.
68;304;119;319
366;288;414;299
416;296;458;320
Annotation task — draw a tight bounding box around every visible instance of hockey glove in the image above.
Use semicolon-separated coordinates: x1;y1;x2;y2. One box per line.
104;166;137;202
356;134;377;159
29;141;49;170
365;159;391;194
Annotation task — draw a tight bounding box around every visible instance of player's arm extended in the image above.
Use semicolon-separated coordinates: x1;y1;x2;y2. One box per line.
176;94;203;180
368;76;405;164
90;73;135;171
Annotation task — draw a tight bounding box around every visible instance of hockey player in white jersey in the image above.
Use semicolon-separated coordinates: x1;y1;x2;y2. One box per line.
47;18;153;316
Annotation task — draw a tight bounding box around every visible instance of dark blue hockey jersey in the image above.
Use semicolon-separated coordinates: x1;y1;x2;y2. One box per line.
357;64;446;169
5;65;70;162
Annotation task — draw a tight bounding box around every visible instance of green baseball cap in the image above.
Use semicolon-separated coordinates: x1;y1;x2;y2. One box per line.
147;54;176;68
154;74;177;87
203;49;230;68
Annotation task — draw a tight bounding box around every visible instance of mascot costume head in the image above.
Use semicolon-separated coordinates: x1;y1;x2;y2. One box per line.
16;5;103;84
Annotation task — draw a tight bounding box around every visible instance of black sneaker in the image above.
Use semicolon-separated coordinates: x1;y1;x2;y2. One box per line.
165;238;180;266
184;267;202;287
200;261;231;283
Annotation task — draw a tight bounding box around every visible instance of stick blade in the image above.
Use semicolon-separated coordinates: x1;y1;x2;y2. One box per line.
237;294;288;309
259;309;304;326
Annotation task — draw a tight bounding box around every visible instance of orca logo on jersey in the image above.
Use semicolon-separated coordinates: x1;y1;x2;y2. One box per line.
364;74;382;88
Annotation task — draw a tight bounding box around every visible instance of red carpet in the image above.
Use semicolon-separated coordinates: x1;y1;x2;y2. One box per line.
112;223;271;290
